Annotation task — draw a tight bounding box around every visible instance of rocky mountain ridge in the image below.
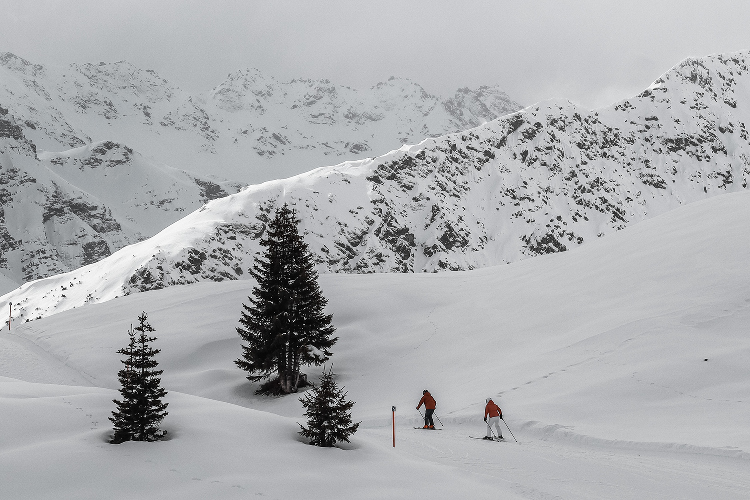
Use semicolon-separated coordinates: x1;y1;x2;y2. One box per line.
0;110;240;293
3;50;750;322
0;52;523;183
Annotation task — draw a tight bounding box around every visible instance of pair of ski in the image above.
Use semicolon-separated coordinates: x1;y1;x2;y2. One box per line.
413;427;504;442
469;436;504;442
415;427;505;443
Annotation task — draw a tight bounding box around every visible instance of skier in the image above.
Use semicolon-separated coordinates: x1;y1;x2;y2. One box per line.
483;398;503;440
416;390;436;429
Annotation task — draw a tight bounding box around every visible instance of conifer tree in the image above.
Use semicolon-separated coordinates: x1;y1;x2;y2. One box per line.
298;366;360;447
110;312;168;443
110;325;138;444
235;204;337;394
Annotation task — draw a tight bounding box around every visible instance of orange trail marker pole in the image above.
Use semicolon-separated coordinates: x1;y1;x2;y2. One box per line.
392;406;396;447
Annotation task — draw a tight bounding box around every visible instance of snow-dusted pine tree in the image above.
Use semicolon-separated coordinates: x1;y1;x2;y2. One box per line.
235;204;337;394
109;312;168;443
298;366;360;447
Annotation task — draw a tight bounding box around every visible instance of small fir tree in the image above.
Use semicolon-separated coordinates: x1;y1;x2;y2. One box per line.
110;312;168;443
298;366;360;447
236;204;337;394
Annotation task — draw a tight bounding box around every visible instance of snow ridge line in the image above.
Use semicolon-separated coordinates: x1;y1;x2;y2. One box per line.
521;421;750;460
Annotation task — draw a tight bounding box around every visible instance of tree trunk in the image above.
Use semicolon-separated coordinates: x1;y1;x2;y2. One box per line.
291;350;301;392
279;365;290;394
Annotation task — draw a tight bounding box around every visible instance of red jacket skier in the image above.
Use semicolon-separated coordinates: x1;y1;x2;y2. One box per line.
484;398;503;439
417;390;436;429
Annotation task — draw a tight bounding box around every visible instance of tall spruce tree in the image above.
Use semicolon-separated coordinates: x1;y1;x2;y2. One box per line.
298;366;360;447
235;204;337;394
110;312;169;443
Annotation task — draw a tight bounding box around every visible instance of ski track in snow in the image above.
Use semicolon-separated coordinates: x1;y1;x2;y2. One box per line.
0;326;95;387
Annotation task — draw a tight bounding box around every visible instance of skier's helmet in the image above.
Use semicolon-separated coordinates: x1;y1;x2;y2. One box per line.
486;398;492;403
423;389;428;394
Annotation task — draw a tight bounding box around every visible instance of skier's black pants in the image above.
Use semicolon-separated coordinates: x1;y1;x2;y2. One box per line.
424;409;435;427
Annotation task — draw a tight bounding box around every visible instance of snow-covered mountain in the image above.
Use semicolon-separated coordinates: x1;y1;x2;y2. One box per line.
0;112;241;293
0;52;522;294
3;50;750;320
0;52;522;183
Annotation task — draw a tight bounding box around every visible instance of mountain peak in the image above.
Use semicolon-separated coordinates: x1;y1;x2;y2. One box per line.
209;68;279;111
374;76;429;93
0;52;46;78
221;67;272;84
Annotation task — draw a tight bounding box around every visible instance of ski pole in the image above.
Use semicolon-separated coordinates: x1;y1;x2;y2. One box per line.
434;413;444;427
417;409;424;426
502;418;518;443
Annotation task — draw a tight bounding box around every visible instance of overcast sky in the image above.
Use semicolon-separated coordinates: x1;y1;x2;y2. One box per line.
3;0;750;109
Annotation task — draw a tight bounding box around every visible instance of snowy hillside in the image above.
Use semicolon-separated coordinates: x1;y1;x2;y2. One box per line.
1;191;748;499
0;111;241;294
5;50;750;321
0;52;522;183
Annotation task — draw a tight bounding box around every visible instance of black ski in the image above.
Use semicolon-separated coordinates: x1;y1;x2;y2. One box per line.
413;427;443;430
469;436;504;441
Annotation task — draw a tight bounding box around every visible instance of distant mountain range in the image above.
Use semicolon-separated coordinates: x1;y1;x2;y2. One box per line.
0;52;522;183
0;52;522;293
3;50;749;322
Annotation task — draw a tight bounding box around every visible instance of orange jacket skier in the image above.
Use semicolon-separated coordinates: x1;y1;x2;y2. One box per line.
417;390;436;428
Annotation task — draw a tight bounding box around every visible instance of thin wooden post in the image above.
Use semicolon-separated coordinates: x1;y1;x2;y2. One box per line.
392;406;396;447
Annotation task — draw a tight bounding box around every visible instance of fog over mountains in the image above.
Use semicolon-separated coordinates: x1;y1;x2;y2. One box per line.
3;50;750;320
0;52;522;294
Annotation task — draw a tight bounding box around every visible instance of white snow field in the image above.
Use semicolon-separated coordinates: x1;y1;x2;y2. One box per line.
1;191;749;499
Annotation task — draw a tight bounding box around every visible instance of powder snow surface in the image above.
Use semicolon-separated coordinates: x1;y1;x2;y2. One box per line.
0;192;749;498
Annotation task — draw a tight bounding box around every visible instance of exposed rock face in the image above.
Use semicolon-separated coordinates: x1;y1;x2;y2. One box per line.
0;53;523;183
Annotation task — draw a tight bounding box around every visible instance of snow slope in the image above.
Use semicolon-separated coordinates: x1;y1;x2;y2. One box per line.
0;191;748;498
